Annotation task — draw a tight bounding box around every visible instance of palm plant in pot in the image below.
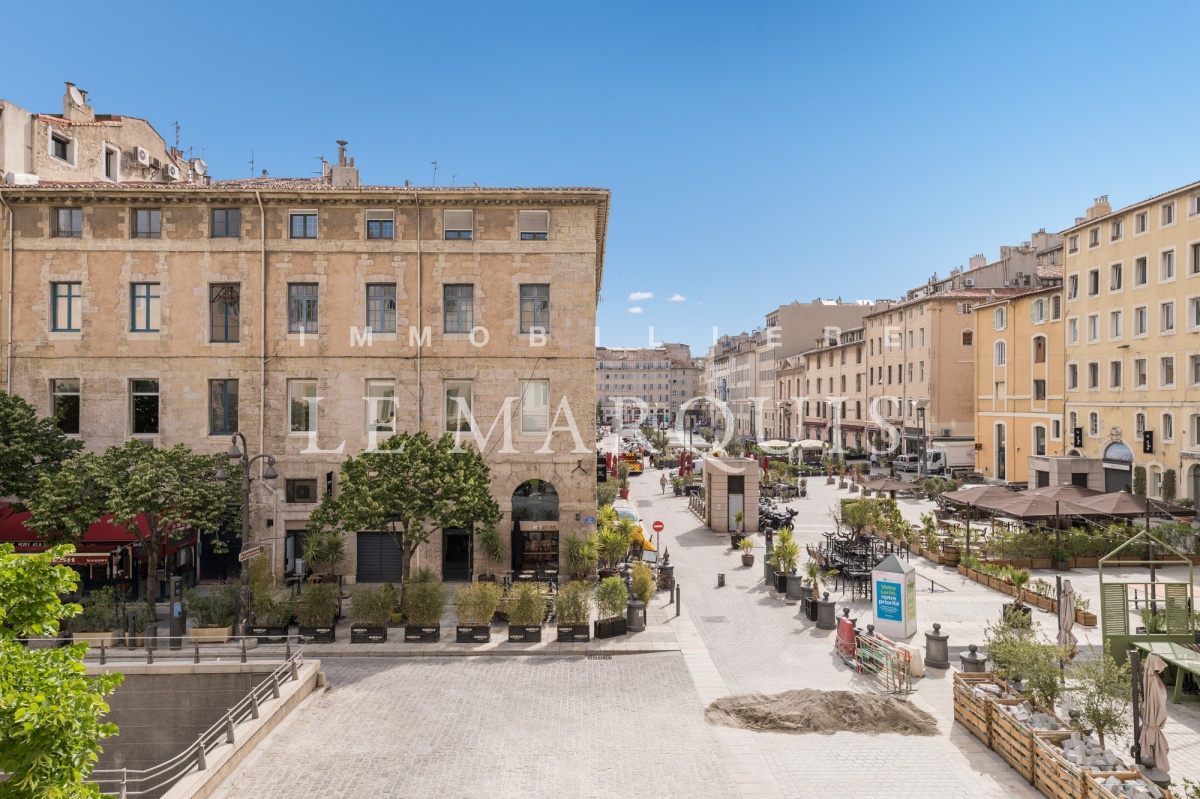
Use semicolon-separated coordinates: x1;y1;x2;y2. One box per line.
801;558;839;621
671;474;684;496
1005;567;1033;623
402;575;447;642
798;477;808;498
555;581;593;642
296;582;339;643
769;527;800;596
506;581;548;642
597;521;632;579
476;527;507;582
730;511;746;549
564;533;599;581
350;583;393;643
454;581;503;643
738;536;755;567
617;463;631;499
301;528;346;582
594;575;629;639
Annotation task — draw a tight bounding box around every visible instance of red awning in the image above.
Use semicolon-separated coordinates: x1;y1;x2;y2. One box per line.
0;505;144;544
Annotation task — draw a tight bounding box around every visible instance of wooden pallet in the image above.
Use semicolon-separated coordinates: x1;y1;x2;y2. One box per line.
952;672;997;745
1032;733;1084;799
1084;771;1174;799
988;696;1072;784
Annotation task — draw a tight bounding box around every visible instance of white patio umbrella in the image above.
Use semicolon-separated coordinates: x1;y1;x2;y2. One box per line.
1056;579;1077;652
1140;654;1170;772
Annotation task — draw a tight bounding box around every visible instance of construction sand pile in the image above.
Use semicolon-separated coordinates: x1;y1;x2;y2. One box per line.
705;689;938;736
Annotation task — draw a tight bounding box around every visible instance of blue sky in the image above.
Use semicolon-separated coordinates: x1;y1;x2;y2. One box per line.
6;1;1199;353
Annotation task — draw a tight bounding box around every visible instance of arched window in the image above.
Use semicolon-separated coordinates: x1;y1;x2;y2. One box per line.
841;401;848;419
840;376;846;392
995;341;1007;367
1089;412;1099;436
1163;413;1174;441
855;400;862;420
1135;413;1146;437
962;330;974;346
1033;424;1047;456
1033;335;1047;364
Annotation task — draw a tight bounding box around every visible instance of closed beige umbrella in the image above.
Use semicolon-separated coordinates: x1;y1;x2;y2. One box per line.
1140;654;1170;772
1055;579;1077;653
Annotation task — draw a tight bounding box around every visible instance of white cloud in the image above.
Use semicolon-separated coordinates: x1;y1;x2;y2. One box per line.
628;291;654;301
668;294;686;302
627;306;644;314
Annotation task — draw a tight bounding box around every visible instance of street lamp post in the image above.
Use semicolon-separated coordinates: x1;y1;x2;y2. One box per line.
215;431;279;636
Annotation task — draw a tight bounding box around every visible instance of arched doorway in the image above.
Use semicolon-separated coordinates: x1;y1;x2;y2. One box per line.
511;480;559;578
1191;464;1200;505
1102;441;1135;493
995;423;1007;481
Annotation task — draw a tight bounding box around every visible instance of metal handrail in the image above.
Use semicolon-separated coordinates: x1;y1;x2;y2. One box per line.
85;645;307;797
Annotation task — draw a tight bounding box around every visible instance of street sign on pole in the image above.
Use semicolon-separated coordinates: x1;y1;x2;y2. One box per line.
652;520;664;533
238;545;263;562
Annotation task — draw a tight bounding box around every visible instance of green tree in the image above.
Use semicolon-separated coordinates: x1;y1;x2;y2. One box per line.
1132;465;1146;497
308;432;502;581
1067;644;1131;748
27;440;236;609
1161;469;1177;504
0;543;123;798
0;391;83;512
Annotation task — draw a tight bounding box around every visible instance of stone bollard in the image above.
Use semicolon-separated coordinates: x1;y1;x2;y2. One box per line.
717;573;725;588
959;643;987;673
924;623;950;669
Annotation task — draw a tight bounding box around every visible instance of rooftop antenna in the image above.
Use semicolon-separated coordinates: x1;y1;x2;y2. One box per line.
248;150;255;177
451;174;458;187
173;121;180;149
312;156;327;176
431;160;439;187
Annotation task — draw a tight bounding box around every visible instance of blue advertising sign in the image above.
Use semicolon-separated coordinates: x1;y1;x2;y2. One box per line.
584;516;596;525
721;378;727;402
875;580;902;622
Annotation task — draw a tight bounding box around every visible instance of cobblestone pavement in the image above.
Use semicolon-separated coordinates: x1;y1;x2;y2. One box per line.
212;654;736;799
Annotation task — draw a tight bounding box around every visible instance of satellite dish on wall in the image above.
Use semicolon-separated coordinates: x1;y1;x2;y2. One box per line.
68;86;84;107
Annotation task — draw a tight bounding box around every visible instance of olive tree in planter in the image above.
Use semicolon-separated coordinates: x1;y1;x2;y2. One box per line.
555;581;592;642
1065;644;1131;747
594;576;629;639
68;586;124;648
738;536;755;567
454;581;503;643
350;583;394;643
402;577;447;642
184;584;238;644
506;581;548;643
297;583;339;643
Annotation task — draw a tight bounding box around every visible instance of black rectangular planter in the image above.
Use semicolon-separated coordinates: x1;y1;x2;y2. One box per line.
404;624;440;643
298;624;335;644
507;624;542;643
456;624;492;644
593;617;628;639
350;625;388;644
556;624;590;643
249;625;289;644
802;596;819;622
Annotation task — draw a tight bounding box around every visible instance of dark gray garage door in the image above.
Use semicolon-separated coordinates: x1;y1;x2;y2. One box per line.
356;532;403;583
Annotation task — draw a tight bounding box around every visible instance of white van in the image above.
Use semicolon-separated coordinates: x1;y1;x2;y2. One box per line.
895;454;920;472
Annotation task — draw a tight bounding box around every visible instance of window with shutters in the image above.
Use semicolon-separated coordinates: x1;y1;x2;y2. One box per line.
443;210;473;240
518;210;549;241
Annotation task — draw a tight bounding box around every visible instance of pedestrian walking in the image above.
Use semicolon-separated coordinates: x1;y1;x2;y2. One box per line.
660;473;668;494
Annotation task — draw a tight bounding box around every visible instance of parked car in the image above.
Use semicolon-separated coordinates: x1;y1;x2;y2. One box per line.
895;454;920;472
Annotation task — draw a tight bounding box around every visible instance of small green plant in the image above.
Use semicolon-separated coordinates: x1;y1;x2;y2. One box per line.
1008;568;1031;606
802;558;838;600
1132;466;1147;497
301;528;346;577
770;540;800;575
477;527;506;575
1066;644;1131;748
1162;468;1177;504
630;561;654;605
564;533;599;580
1074;595;1090;613
68;586;124;633
350;583;394;626
507;582;547;626
733;510;745;532
737;537;755;554
402;580;447;625
183;584;238;628
1139;607;1166;633
597;481;619;506
595;576;629;620
296;583;339;627
597;523;632;569
409;566;439;584
555;581;592;626
453;581;504;625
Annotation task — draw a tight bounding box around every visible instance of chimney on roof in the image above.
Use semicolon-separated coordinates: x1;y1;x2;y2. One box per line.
329;140;360;188
968;254;986;271
1085;195;1112;220
62;81;94;123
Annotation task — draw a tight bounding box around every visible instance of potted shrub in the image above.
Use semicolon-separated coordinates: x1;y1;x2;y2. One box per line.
1074;596;1097;626
564;533;599;581
477;527;507;582
125;601;158;649
454;581;503;643
403;577;447;642
594;576;629;639
730;511;745;549
671;475;684;496
769;528;800;595
628;561;653;632
1003;568;1032;623
617;463;631;499
798;477;807;498
350;583;393;643
184;584;238;644
801;558;838;621
301;528;346;582
69;586;124;648
248;559;295;643
555;581;592;642
597;522;631;579
506;581;547;643
296;582;339;643
738;536;755;567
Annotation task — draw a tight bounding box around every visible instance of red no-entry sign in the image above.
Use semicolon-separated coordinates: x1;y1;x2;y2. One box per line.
652;520;664;533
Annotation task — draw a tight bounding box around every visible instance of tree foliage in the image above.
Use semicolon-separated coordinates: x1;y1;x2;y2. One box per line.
308;432;502;580
0;391;83;513
1066;644;1131;748
26;440;237;606
0;544;123;798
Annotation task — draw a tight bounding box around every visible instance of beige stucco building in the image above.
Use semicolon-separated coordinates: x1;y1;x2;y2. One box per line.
0;133;610;584
595;342;697;426
1061;189;1200;501
801;326;868;451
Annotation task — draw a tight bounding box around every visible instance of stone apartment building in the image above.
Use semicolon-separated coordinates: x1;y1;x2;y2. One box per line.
800;326;868;451
1060;189;1200;501
0;91;610;585
594;342;695;426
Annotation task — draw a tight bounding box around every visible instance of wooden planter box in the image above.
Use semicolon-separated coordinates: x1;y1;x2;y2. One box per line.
556;623;590;643
249;624;290;644
1083;772;1175;799
957;564;970;577
298;624;335;644
456;624;492;644
1072;557;1099;568
1010;558;1033;569
404;624;440;643
1030;558;1053;570
507;623;542;643
1029;595;1053;611
1074;610;1097;627
594;617;627;639
952;672;998;746
190;626;233;644
988;696;1070;783
350;625;387;644
71;630;122;648
1033;732;1083;799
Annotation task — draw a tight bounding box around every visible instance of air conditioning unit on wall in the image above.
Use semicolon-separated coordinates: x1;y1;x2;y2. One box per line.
135;147;150;165
164;164;180;180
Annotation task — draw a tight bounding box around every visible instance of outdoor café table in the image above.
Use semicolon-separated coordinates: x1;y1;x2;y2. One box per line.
1130;640;1200;703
